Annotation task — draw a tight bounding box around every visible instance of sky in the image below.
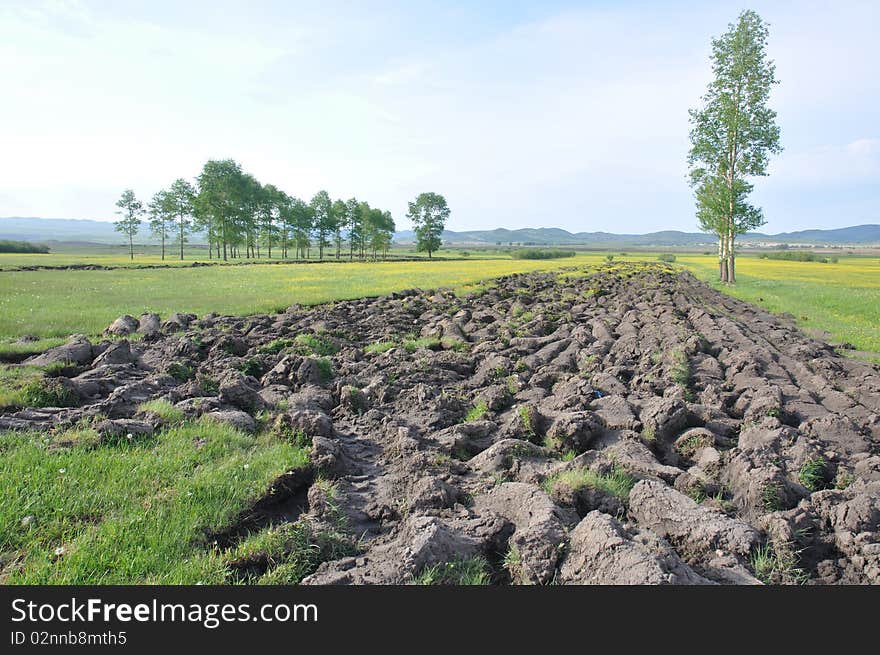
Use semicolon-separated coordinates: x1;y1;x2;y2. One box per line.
1;0;878;234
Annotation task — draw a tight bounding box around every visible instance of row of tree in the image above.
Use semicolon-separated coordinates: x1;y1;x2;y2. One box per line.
687;10;782;284
114;159;451;262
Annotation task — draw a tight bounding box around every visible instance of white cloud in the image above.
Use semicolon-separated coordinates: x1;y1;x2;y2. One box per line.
0;1;877;232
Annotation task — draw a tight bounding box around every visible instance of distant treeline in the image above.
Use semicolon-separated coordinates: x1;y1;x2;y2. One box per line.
510;248;577;260
759;251;838;263
0;240;49;254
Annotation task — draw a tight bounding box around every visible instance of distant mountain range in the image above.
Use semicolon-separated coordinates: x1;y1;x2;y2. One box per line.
2;216;879;248
396;224;880;247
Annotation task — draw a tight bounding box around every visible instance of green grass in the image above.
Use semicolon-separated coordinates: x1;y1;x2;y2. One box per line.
414;556;492;585
402;336;441;353
677;254;880;357
0;337;67;360
2;252;878;363
166;361;195;382
0;416;310;583
257;338;295;355
0;255;601;340
137;399;185;424
294;334;338;357
0;364;77;409
229;519;355;585
236;358;263;377
798;457;828;492
463;401;489;422
364;340;395;354
542;464;636;500
750;542;808;585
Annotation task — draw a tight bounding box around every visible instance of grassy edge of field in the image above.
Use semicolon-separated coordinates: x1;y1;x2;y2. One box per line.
0;414;360;584
1;252;878;363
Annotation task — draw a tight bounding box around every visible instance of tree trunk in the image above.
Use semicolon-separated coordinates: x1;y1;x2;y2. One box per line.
727;233;736;283
129;233;134;260
161;233;165;261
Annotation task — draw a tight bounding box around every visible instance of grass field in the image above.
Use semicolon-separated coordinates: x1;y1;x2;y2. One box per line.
1;249;878;359
0;416;327;583
0;244;510;270
677;254;880;357
1;247;878;584
0;254;609;340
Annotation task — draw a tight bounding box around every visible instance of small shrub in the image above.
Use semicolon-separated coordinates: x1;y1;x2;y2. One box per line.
166;361;194;381
237;358;263;377
798;457;828;492
295;334;338;357
199;375;219;394
510;249;576;260
759;251;828;263
657;253;677;263
315;357;334;382
518;405;536;438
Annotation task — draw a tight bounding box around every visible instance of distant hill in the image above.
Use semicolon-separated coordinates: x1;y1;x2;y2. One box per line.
395;224;880;247
2;216;878;248
0;217;208;245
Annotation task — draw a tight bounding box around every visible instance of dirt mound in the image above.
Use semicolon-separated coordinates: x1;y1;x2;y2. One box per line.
3;262;879;584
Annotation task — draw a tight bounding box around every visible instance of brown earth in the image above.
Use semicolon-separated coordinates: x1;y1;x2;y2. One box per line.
3;262;879;584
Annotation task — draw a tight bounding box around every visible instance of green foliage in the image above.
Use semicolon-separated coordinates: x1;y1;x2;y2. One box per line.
510;248;576;260
414;556;492;585
364;340;395;354
669;349;693;399
236;358;263;378
407;192;450;258
258;338;295;355
688;10;782;282
230;519;356;585
20;378;77;408
543;465;636;500
166;361;194;381
315;357;334;382
834;469;856;490
137;399;184;424
798;457;828;492
0;417;310;583
657;253;677;263
750;542;808;585
403;336;441;353
759;251;830;263
294;334;338;357
761;482;782;512
517;405;536;438
464;401;488;422
114;189;144;261
199;375;219;394
0;240;49;254
0;365;77;409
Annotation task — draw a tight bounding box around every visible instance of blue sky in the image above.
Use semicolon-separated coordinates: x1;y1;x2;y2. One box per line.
1;0;877;233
